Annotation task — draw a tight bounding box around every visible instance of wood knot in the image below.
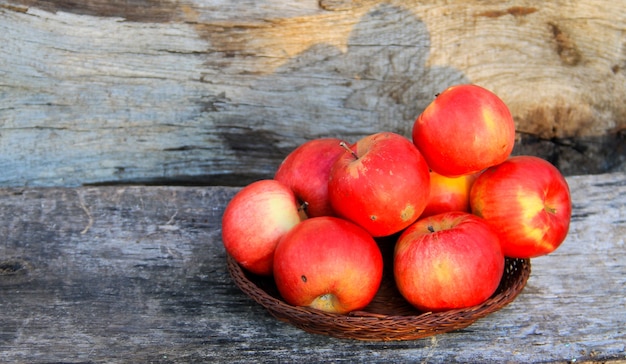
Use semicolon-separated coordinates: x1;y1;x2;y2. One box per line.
0;260;28;276
548;22;582;66
0;259;32;286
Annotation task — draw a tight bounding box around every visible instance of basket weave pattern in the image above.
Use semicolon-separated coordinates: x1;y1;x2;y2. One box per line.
227;248;530;341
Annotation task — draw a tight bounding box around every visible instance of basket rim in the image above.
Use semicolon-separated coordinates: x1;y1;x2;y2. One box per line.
226;254;531;341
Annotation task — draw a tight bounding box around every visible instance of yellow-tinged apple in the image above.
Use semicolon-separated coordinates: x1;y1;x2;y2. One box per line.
419;170;480;218
222;179;304;275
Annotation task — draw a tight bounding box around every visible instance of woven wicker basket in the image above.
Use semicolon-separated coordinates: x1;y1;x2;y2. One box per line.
226;240;531;341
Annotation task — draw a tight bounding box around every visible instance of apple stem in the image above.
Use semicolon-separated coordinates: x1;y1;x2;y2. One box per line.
339;141;358;160
545;205;557;214
427;225;435;233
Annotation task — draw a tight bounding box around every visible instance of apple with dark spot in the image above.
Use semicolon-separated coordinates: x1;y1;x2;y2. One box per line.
273;216;383;314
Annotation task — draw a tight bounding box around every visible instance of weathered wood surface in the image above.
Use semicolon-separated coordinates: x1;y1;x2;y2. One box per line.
0;172;624;363
1;0;625;187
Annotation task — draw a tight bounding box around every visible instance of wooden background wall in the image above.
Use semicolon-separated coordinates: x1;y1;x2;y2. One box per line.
1;0;625;187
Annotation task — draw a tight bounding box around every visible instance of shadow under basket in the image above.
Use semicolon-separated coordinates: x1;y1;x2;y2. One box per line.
227;247;531;341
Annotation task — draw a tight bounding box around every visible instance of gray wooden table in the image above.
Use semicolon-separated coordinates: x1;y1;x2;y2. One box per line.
0;172;624;363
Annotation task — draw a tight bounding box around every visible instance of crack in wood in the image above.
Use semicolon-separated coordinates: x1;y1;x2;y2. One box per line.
77;191;94;235
476;6;538;18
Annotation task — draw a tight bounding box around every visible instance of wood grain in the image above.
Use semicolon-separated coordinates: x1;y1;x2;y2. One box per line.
0;172;624;362
1;0;625;187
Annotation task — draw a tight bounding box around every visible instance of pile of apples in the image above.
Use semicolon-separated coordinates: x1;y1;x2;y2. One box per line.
222;84;572;314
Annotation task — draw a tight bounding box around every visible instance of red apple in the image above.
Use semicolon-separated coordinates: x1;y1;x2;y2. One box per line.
222;179;304;276
328;132;431;237
419;170;480;218
470;155;572;258
273;216;383;314
274;138;347;217
412;84;516;177
394;211;505;312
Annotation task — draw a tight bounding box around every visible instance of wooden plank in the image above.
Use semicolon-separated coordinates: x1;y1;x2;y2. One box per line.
0;172;624;362
1;1;625;187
